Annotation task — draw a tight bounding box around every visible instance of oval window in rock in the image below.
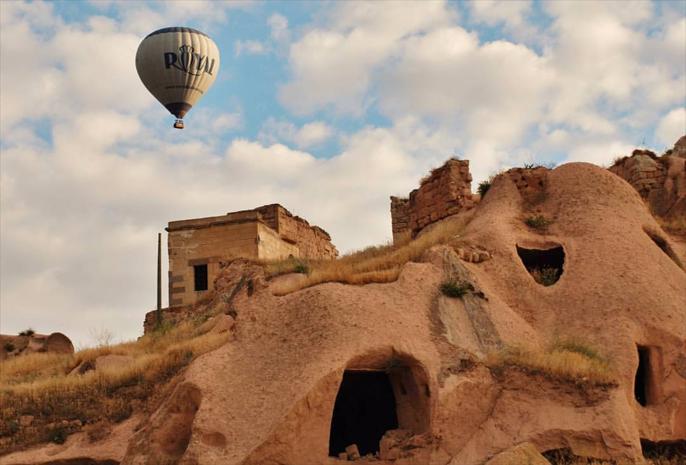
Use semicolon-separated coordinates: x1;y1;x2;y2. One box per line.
328;359;430;458
516;244;565;286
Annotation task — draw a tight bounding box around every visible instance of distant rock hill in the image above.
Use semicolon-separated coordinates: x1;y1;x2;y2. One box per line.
1;332;73;361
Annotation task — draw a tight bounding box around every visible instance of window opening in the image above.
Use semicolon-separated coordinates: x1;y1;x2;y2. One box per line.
516;244;565;286
194;264;208;291
635;345;652;406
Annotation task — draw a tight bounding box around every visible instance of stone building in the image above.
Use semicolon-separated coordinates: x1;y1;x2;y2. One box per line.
166;204;337;307
391;158;475;243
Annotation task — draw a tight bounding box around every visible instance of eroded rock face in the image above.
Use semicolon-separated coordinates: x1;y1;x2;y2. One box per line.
118;162;685;465
609;136;686;221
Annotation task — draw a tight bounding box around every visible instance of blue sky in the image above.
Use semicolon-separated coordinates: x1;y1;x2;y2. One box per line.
1;0;684;345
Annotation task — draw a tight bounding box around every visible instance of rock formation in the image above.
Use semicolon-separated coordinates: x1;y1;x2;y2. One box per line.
0;332;74;361
609;136;686;222
2;141;685;465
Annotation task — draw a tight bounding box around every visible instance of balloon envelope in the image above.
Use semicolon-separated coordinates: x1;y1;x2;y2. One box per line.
136;27;220;123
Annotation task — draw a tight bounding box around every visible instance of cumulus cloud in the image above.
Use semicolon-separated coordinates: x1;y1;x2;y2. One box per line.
564;140;636;166
235;40;267;56
468;0;538;42
259;118;334;149
656;107;686;147
278;1;454;115
268;13;289;43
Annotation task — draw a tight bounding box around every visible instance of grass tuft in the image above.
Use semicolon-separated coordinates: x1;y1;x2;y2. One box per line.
486;339;614;385
525;215;553;230
440;280;472;298
477;179;491;198
267;216;472;295
529;267;560;286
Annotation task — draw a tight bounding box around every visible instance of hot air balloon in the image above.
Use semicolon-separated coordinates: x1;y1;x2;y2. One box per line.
135;27;220;129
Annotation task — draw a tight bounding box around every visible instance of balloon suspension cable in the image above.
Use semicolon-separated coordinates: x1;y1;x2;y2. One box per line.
173;119;184;130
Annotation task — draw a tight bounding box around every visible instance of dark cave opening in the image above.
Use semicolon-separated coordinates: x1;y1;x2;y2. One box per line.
328;370;399;457
516;245;565;286
635;345;653;407
640;439;686;459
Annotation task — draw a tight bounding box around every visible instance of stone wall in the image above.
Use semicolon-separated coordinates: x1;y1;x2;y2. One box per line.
390;196;411;243
390;159;475;241
254;204;338;259
167;220;259;307
504;166;549;204
167;204;337;307
609;150;667;198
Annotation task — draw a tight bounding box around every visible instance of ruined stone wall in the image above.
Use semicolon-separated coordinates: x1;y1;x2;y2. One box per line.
390;159;475;241
390;196;411;243
609;150;667;199
255;204;338;259
504;166;550;204
609;142;686;219
257;223;300;260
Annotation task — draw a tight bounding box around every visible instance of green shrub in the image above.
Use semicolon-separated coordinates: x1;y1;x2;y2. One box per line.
49;426;68;444
529;267;559;286
552;339;604;362
525;215;552;230
18;328;35;337
3;342;15;352
440;280;472;298
477;180;491;198
293;261;309;274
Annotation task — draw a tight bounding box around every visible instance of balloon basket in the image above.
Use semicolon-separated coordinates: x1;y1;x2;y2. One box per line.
173;119;185;129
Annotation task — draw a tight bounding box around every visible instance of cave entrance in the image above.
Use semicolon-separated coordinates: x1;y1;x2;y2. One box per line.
328;361;431;458
328;370;399;457
635;345;661;407
516;244;565;286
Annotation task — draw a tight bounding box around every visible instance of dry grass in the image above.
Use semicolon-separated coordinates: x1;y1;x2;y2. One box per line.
544;447;684;465
266;215;472;295
0;319;228;452
658;215;686;237
487;338;615;385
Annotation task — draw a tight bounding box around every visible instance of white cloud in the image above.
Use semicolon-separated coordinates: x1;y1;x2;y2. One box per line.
235;39;267;56
296;122;334;148
564;140;635;166
656;107;686;147
279;1;454;115
268;13;289;43
259;118;334;149
380;27;554;145
468;0;538;42
0;3;150;135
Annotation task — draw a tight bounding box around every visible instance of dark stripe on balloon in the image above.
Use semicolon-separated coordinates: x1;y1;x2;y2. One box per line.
164;102;193;118
145;27;209;39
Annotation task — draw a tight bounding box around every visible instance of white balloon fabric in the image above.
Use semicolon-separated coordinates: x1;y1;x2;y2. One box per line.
136;27;220;128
